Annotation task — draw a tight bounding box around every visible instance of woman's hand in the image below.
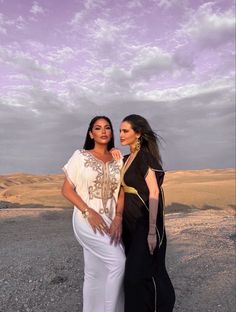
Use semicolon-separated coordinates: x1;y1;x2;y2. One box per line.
87;208;109;235
110;148;123;161
147;232;157;255
109;216;122;245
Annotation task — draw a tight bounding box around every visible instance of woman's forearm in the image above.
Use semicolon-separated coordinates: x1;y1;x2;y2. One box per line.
61;178;89;213
148;193;159;234
115;187;124;217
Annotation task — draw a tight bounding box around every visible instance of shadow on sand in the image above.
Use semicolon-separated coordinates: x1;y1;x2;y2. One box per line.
165;202;224;214
0;200;56;209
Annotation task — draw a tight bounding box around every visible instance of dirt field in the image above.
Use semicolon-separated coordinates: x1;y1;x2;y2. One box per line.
0;170;235;312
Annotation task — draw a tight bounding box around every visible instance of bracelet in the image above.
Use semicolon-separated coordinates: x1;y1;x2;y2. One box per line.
82;208;90;218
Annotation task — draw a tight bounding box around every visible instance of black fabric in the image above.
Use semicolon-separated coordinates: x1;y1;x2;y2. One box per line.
122;149;175;312
122;150;164;235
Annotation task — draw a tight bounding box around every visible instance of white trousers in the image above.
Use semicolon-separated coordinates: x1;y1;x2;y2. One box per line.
72;208;125;312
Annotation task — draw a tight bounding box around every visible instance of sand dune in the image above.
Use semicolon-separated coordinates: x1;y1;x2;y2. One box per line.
0;169;235;212
164;168;235;213
0;173;69;209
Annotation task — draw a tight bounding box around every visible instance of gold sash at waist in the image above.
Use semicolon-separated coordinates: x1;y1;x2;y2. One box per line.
122;183;165;248
122;185;139;195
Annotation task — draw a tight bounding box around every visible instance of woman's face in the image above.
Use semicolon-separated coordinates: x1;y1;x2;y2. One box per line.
120;121;140;146
90;118;112;145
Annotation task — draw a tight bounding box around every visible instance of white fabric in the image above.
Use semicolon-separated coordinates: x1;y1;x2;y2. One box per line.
73;209;125;312
63;149;123;220
63;149;125;312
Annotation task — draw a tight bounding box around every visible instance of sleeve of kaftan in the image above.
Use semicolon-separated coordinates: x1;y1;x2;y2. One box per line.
62;150;81;188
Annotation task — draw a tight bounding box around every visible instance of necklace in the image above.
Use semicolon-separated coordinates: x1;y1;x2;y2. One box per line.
92;150;109;157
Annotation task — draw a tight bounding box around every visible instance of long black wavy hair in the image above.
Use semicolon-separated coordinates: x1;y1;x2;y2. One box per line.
122;114;162;165
83;116;115;150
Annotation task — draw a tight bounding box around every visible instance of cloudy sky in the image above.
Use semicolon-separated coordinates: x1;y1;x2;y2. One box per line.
0;0;235;174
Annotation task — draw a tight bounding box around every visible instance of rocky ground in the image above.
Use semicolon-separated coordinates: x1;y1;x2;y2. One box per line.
0;170;235;312
0;206;235;312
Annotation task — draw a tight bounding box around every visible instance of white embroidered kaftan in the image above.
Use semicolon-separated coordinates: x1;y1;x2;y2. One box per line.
63;149;123;221
63;149;125;312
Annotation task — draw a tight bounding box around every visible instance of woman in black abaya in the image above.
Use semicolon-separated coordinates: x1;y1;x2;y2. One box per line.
119;114;175;312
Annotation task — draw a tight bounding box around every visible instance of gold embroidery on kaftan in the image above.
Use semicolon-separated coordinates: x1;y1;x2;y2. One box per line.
81;150;120;211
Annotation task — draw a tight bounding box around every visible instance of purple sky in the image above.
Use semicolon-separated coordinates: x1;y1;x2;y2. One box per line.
0;0;235;173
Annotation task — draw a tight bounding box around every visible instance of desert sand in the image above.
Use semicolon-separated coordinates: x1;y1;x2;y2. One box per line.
0;169;235;312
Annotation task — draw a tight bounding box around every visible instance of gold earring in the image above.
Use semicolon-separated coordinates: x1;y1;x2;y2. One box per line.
135;138;141;152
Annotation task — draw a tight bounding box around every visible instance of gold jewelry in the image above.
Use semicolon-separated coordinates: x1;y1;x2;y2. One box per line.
98;224;104;230
82;208;89;218
135;138;141;152
99;208;109;214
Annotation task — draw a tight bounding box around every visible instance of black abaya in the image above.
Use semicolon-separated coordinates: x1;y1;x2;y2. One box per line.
121;150;175;312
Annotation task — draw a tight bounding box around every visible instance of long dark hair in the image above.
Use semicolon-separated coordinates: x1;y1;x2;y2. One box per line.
122;114;162;165
83;116;115;150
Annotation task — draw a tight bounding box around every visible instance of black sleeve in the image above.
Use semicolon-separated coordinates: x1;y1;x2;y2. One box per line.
138;150;164;180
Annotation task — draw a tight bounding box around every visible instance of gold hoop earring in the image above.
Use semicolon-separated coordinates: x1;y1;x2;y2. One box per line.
135;138;141;152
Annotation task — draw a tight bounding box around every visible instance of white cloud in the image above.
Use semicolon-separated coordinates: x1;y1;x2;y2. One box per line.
157;0;188;9
25;40;45;52
30;1;45;15
158;0;173;9
0;13;8;34
0;46;63;78
6;73;28;83
131;46;174;78
179;3;235;48
45;47;77;64
138;76;234;102
0;13;27;33
86;18;134;59
0;0;235;173
69;11;84;27
84;0;105;10
173;45;194;70
0;25;6;34
1;71;234;173
127;0;143;9
69;0;106;29
92;18;120;43
102;46;183;87
15;15;26;30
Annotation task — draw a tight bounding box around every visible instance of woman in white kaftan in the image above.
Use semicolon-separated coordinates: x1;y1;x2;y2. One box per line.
62;116;125;312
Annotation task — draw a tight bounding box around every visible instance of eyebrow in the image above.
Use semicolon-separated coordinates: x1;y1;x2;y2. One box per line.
94;124;110;127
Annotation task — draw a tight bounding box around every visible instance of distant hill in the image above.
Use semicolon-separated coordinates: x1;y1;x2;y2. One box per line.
0;169;235;213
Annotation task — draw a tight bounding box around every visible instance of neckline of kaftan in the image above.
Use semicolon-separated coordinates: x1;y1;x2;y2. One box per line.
82;149;115;165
